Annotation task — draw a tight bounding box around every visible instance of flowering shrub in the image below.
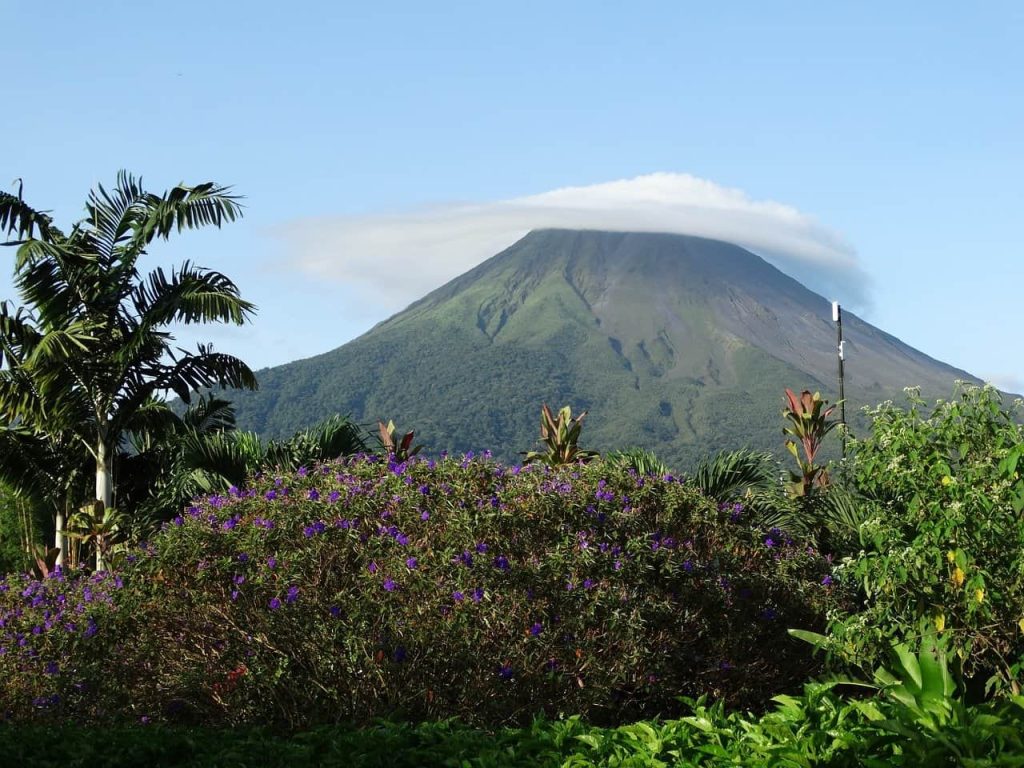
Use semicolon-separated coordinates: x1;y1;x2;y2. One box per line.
829;385;1024;694
1;455;838;726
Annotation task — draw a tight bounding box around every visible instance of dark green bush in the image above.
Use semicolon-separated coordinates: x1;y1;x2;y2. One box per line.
4;687;1024;767
0;455;838;727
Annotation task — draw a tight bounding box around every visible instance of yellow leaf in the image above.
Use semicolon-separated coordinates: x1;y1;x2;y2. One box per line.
934;613;946;632
953;567;965;587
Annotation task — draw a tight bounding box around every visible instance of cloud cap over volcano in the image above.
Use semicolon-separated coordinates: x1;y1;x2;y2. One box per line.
278;173;870;311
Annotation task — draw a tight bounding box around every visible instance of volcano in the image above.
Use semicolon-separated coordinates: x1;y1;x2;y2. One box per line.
224;229;979;468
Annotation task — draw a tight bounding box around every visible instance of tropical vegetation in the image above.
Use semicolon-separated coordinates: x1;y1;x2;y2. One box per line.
0;173;257;569
3;176;1024;765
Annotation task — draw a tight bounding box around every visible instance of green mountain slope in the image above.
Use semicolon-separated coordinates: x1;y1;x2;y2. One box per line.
224;229;979;469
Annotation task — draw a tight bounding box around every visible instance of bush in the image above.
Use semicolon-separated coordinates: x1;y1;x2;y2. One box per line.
828;384;1024;694
0;455;838;727
4;686;1024;767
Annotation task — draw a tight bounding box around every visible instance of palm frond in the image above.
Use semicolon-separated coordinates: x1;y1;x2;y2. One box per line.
284;414;367;467
84;172;147;268
605;447;671;477
23;320;96;367
0;302;39;368
131;262;256;327
181;393;237;434
690;448;778;504
159;344;257;403
134;181;243;248
816;485;878;535
178;430;265;489
0;188;55;241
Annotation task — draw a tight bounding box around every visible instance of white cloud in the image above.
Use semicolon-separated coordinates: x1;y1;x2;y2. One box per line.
982;373;1024;396
276;172;870;312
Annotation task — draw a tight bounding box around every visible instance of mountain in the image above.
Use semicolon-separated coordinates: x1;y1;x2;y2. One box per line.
223;229;980;469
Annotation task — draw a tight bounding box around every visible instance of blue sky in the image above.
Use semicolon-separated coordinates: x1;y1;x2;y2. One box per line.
3;1;1023;392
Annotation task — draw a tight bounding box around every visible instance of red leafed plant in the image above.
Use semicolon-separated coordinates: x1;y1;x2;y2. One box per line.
783;389;838;497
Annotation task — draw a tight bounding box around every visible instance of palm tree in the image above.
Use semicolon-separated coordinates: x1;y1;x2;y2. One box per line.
1;172;257;568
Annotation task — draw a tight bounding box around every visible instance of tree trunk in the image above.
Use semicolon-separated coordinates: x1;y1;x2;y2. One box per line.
95;436;112;572
54;508;66;567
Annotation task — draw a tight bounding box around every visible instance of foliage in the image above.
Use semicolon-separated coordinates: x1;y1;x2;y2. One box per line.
523;405;600;467
66;501;129;569
0;172;257;558
689;449;777;505
125;398;366;526
377;419;422;462
0;483;37;574
0;455;837;727
827;384;1024;696
28;543;62;580
603;447;670;477
4;686;1024;767
782;389;838;497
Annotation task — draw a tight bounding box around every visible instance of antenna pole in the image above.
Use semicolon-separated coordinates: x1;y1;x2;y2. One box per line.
832;301;847;460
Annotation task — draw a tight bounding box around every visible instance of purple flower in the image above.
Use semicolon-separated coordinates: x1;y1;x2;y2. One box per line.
530;622;543;637
329;606;342;617
764;537;775;548
475;542;489;553
383;578;396;592
238;553;250;564
583;578;595;590
328;490;341;503
264;490;278;501
233;574;246;585
393;645;407;663
498;664;514;680
297;467;308;477
172;515;184;526
471;587;484;603
821;575;834;586
452;590;465;602
405;557;418;570
267;557;277;569
307;488;320;501
285;586;299;604
268;597;282;611
493;555;510;572
420;511;430;521
231;590;240;601
44;661;59;675
368;561;378;574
